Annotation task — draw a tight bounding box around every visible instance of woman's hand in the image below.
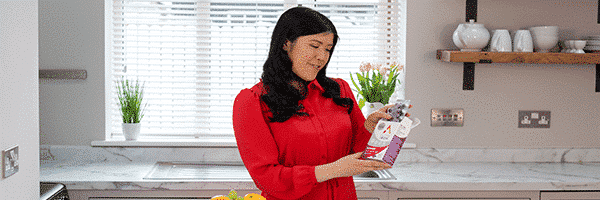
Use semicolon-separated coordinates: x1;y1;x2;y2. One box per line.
364;104;394;133
315;152;391;182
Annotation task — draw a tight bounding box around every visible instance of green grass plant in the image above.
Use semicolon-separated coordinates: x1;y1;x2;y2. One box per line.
116;78;147;123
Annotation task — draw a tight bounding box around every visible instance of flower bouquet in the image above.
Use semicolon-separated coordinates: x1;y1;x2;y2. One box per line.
349;62;403;109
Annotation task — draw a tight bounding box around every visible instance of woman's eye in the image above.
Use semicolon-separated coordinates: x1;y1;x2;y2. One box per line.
310;45;319;49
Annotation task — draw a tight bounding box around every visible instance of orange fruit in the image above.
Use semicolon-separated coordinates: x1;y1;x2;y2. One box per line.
210;195;231;200
244;193;266;200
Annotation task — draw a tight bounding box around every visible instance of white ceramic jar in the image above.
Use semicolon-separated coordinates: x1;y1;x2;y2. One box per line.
453;19;490;52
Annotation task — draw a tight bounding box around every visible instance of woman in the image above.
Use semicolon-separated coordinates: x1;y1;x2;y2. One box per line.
232;7;393;199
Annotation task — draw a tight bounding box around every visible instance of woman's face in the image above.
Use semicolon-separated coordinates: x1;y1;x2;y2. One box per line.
284;32;334;81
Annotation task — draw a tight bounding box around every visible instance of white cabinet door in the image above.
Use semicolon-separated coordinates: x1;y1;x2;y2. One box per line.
390;191;539;200
357;190;389;200
89;197;210;200
541;192;600;200
70;190;261;200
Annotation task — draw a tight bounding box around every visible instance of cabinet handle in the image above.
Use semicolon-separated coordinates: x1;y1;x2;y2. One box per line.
39;69;87;80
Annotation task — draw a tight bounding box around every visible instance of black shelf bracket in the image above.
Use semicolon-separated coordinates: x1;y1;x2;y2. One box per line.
595;0;599;93
596;64;600;92
466;0;477;22
462;0;477;90
463;62;475;90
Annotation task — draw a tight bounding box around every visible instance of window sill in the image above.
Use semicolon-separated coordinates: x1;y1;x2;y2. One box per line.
91;137;238;147
91;137;416;149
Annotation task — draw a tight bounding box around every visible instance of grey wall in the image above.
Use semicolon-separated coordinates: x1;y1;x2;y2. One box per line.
39;0;600;147
406;0;600;147
1;0;39;198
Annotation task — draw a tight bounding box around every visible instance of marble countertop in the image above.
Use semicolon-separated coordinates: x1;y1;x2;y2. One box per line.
40;160;600;191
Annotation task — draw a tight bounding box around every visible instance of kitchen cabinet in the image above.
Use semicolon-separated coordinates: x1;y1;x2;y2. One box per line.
541;191;600;200
73;190;390;200
92;199;207;200
438;0;600;92
390;191;539;200
357;190;390;200
69;190;261;200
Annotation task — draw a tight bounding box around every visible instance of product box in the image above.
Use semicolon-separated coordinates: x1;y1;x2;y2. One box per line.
360;115;414;166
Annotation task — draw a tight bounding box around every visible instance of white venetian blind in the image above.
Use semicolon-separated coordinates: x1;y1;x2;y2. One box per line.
106;0;405;140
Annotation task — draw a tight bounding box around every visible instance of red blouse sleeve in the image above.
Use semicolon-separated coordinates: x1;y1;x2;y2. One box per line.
335;78;372;154
232;88;318;199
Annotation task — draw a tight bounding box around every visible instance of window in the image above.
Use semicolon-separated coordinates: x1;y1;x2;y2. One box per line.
105;0;405;142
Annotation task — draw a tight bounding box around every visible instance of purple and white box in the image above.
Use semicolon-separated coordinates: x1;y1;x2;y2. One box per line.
360;117;413;166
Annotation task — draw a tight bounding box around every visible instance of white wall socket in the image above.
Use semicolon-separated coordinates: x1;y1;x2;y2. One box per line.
2;145;19;178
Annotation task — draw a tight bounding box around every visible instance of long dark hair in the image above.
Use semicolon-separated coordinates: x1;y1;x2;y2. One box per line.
260;6;354;122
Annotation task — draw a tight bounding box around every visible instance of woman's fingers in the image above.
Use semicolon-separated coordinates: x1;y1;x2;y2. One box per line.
358;160;391;170
378;104;395;112
350;152;363;158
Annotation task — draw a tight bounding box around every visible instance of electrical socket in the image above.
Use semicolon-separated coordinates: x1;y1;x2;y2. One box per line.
431;108;464;127
518;110;550;128
2;145;19;178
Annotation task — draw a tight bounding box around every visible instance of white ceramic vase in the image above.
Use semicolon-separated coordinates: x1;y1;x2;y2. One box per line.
362;102;384;118
122;123;141;141
453;19;490;52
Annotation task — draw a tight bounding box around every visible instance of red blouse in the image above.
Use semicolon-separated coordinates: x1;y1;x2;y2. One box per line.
232;78;372;199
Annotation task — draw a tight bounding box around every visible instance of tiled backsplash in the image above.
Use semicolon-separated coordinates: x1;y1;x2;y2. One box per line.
40;145;600;164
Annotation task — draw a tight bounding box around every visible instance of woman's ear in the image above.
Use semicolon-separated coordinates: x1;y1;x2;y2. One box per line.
283;40;292;52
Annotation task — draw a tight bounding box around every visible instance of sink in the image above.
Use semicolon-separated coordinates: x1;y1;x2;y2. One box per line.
144;162;253;180
144;162;395;180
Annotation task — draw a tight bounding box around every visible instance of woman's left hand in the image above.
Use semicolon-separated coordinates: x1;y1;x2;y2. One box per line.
364;104;395;133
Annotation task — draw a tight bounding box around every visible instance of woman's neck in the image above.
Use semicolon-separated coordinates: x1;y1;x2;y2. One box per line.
289;79;311;93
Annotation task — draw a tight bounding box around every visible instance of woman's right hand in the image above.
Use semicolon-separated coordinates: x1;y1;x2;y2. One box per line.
315;152;391;182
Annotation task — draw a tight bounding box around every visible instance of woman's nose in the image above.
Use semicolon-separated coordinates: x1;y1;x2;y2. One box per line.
315;49;328;61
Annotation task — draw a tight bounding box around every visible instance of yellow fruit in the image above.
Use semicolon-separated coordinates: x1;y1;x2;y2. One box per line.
210;195;231;200
244;193;266;200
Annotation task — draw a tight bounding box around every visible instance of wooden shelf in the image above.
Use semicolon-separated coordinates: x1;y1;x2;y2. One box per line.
443;0;600;91
436;50;600;92
437;50;600;64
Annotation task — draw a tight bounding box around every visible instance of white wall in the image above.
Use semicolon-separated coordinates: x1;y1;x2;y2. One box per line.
0;0;39;199
39;0;600;147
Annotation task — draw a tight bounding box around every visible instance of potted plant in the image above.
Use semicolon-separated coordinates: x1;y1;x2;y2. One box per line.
116;77;147;141
349;62;402;116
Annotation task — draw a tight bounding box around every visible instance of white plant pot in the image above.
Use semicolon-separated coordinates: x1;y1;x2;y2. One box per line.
122;123;141;141
361;102;384;118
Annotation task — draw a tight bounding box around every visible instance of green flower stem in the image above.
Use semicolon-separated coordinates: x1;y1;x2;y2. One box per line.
350;64;401;109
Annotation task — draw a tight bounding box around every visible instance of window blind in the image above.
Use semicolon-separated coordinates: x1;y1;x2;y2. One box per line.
106;0;405;140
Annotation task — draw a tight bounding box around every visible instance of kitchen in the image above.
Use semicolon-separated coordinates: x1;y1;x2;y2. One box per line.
2;0;600;199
